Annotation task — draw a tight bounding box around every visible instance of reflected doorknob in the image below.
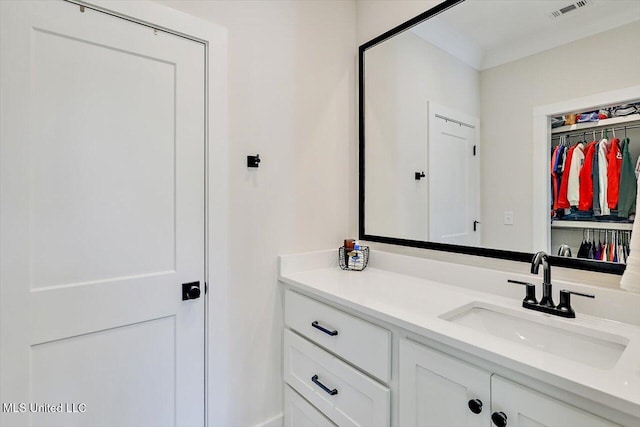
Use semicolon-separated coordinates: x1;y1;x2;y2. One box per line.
182;281;201;300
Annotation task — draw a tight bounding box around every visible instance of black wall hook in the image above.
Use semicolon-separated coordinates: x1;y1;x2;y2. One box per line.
247;154;261;168
415;171;425;180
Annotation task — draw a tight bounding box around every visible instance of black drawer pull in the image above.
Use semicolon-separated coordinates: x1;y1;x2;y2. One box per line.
311;375;338;396
311;321;338;336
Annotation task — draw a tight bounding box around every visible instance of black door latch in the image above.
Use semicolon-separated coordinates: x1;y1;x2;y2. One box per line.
182;281;201;300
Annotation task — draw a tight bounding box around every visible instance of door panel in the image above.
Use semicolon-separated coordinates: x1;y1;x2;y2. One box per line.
428;103;479;246
399;339;491;427
491;376;618;427
1;2;205;426
30;25;177;289
31;317;175;427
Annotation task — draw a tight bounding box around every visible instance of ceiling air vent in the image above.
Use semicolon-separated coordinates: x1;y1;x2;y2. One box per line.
549;0;593;19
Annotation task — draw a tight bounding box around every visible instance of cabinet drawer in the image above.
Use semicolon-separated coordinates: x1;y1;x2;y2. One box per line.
285;290;391;383
284;385;336;427
284;329;390;427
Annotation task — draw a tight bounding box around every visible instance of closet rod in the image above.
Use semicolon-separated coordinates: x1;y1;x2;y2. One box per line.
551;123;640;140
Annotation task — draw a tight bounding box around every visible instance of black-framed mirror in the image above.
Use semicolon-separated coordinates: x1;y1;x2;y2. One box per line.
359;0;640;274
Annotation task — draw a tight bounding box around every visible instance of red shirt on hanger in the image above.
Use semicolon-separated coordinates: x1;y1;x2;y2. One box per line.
607;138;622;209
557;145;576;209
578;140;598;211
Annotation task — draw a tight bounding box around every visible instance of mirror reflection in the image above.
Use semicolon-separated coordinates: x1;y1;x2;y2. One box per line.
362;0;640;267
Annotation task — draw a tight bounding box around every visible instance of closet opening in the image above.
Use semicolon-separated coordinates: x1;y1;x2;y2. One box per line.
548;100;639;266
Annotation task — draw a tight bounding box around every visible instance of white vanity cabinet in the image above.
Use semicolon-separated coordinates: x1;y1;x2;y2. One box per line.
284;385;336;427
399;339;491;427
279;252;640;427
283;290;391;427
285;289;391;383
399;339;618;427
491;376;617;427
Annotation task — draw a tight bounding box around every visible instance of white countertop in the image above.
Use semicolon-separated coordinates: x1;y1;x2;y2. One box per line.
279;251;640;419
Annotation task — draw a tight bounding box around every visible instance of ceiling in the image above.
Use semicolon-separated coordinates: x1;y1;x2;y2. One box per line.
410;0;640;70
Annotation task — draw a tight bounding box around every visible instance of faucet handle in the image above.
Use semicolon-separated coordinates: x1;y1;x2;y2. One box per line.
560;290;595;299
556;289;595;318
508;279;538;305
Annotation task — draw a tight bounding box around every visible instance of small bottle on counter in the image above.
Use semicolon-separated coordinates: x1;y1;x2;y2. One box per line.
348;241;365;270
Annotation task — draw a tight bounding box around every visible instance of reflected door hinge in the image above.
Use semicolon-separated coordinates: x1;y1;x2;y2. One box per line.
204;282;208;294
473;220;480;232
473;145;477;156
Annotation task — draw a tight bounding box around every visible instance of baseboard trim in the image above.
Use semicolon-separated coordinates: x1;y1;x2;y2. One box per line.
254;413;283;427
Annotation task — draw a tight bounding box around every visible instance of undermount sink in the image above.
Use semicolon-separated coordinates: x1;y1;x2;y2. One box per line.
440;302;628;369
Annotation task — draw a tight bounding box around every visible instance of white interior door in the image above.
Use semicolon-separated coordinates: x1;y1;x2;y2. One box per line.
1;2;205;426
428;103;480;246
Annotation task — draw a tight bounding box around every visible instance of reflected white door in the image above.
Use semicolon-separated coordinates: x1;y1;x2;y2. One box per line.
1;2;205;426
428;103;480;246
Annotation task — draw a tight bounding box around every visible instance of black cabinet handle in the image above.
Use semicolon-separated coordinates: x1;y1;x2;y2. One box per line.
311;375;338;396
491;411;508;427
468;399;483;414
311;321;338;336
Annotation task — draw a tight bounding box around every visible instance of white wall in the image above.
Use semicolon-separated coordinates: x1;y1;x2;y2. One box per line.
156;1;356;426
364;30;479;240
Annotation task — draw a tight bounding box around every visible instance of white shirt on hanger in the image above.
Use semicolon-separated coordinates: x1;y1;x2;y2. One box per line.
598;138;610;216
567;142;585;207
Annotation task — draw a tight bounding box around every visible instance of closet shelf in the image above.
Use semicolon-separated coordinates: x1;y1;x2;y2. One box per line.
551;220;633;231
551;114;640;134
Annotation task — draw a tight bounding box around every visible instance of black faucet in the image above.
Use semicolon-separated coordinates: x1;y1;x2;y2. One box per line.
507;251;595;318
531;251;554;308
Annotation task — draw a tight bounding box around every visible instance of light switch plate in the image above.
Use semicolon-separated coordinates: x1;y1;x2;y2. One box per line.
504;211;514;225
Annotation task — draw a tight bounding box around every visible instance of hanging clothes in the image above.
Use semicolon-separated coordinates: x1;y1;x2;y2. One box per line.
550;145;560;211
610;236;616;261
618;138;637;218
579;140;598;211
594;238;602;260
577;239;588;258
606;138;622;209
551;145;565;211
567;142;585;207
595;138;610;216
557;144;577;209
587;239;596;259
592;141;601;215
